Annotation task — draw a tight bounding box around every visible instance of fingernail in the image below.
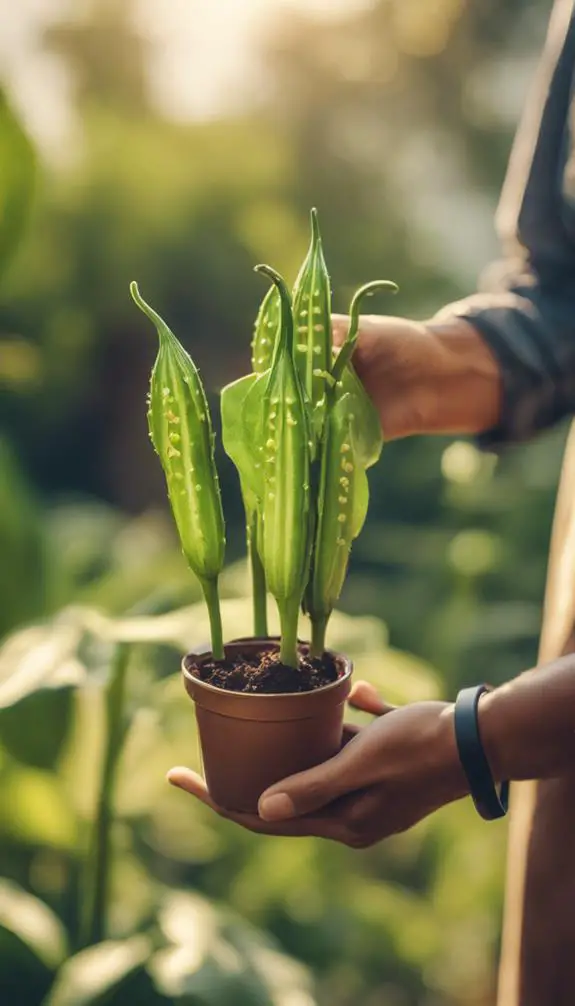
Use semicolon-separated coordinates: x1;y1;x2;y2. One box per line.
258;793;295;821
166;769;184;787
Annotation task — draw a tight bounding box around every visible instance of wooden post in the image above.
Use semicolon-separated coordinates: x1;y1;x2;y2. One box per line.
497;424;575;1006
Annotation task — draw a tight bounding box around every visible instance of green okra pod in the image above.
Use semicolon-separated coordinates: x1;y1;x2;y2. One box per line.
292;208;332;447
130;281;225;658
251;284;280;375
306;279;397;655
242;264;313;666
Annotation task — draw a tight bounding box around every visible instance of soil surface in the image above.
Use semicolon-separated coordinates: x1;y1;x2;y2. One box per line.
194;646;339;694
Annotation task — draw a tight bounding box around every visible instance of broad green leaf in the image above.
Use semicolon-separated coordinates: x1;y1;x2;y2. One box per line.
220;372;259;509
339;365;383;469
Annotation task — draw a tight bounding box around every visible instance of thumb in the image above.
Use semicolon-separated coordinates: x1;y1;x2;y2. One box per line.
258;750;351;822
348;680;395;716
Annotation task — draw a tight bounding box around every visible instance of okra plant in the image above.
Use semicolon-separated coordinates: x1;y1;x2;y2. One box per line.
131;210;396;668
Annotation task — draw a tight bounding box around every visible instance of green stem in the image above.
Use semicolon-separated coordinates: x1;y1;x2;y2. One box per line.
202;577;224;660
278;597;300;668
310;616;328;660
248;511;268;638
80;643;131;949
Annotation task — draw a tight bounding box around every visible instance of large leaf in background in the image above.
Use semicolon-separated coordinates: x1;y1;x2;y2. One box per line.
0;89;35;279
0;609;115;768
43;936;161;1006
0;879;67;1004
44;893;315;1006
150;892;315;1006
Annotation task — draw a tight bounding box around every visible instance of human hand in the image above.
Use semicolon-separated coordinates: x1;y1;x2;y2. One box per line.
331;314;501;440
167;682;468;848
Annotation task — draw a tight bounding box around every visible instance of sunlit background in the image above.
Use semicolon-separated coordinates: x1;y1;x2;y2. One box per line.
0;2;564;1005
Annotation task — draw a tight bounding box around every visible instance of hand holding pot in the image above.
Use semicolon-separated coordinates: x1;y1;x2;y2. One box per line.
168;682;468;848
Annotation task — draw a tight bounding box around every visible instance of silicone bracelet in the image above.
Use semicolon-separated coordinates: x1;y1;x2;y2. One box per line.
454;684;509;820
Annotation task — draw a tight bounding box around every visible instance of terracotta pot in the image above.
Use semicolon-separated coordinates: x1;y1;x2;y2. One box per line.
182;637;352;813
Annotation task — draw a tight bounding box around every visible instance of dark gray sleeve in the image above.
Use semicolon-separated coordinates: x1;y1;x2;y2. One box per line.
434;0;575;448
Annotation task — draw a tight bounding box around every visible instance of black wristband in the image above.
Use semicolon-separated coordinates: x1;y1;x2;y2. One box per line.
454;685;509;821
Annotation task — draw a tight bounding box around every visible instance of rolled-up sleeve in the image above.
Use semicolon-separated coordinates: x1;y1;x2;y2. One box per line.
434;0;575;449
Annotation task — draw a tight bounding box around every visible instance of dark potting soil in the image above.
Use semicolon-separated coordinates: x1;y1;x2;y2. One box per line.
195;647;339;694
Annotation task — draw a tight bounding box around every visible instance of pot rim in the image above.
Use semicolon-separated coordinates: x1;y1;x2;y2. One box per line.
181;637;352;701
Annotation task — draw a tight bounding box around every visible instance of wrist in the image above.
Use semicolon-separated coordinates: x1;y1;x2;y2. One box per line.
425;318;503;434
436;703;470;803
476;688;507;782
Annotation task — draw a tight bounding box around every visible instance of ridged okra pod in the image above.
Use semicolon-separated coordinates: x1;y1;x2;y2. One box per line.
244;265;313;666
292;208;332;447
130;282;225;659
306;279;397;656
251;284;280;375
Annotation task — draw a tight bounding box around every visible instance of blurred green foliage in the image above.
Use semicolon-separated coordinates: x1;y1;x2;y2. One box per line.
0;0;564;1003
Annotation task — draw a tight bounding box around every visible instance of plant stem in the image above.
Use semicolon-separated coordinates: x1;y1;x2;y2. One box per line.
202;577;224;660
310;616;328;660
80;643;131;949
248;511;268;638
279;597;300;668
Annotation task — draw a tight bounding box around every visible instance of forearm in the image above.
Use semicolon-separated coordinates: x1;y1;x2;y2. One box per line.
425;316;503;435
476;655;575;782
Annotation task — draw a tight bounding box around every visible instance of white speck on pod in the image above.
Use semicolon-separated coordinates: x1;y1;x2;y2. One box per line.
337;514;346;523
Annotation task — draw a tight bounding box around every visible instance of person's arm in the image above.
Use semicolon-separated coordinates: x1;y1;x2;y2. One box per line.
337;0;575;447
480;655;575;782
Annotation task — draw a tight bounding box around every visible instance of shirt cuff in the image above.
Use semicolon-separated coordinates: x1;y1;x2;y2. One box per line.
432;292;562;451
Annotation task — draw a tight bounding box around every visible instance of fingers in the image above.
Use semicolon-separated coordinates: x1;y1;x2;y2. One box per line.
348;680;395;716
166;767;344;841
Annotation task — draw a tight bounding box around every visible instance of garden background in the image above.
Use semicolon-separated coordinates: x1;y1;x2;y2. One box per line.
0;1;562;1004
